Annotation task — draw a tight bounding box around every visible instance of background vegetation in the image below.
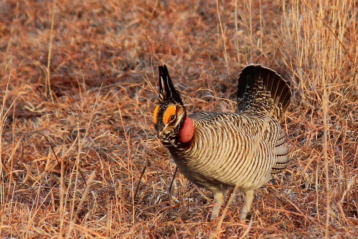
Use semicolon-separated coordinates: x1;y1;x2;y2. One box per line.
1;0;357;238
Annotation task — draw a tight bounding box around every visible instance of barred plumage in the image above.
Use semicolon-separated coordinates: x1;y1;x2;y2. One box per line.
153;64;291;220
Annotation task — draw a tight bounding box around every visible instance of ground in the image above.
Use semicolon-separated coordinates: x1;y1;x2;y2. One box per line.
0;0;358;238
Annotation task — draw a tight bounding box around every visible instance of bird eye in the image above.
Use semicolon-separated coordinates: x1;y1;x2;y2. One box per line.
169;114;176;122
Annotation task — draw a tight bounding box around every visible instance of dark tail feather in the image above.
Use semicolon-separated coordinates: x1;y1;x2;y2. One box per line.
236;65;291;119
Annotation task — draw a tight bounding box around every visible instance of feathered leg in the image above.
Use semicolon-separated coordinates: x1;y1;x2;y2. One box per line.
211;191;224;219
240;189;254;220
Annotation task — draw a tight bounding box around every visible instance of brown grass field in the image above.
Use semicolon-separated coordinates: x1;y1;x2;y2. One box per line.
1;0;358;238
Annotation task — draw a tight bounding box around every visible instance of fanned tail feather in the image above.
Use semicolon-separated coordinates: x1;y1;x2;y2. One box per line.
236;65;291;119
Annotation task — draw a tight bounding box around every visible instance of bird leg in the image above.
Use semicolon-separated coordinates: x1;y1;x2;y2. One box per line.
211;191;224;219
240;189;254;220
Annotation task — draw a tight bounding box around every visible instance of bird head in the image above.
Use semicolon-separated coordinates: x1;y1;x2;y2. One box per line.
153;65;193;147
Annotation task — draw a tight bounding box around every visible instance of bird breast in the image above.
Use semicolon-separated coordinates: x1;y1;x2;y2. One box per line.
168;113;281;191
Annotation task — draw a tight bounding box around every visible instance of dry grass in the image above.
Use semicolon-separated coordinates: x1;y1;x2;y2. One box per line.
1;0;357;238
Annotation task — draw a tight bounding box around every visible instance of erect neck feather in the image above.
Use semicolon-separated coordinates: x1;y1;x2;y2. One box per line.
178;117;194;143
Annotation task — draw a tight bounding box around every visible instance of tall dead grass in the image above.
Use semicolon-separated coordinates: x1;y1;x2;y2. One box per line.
0;0;357;238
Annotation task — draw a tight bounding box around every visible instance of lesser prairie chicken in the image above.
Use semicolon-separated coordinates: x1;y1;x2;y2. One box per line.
153;64;291;219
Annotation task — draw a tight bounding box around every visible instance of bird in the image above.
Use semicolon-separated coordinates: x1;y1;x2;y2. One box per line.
152;64;291;220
